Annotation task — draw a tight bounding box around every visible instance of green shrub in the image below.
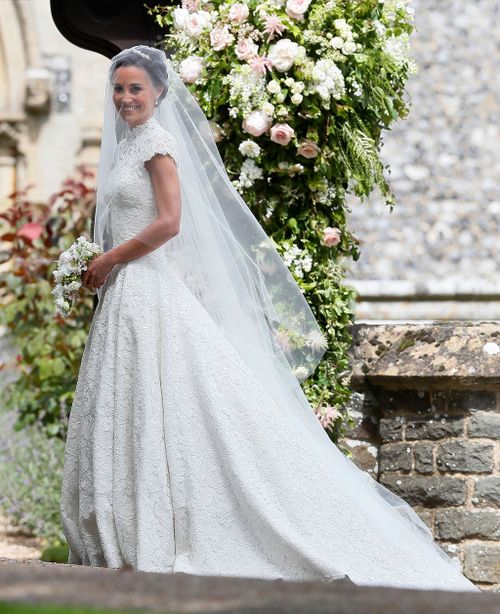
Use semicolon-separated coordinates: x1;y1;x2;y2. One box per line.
0;168;96;441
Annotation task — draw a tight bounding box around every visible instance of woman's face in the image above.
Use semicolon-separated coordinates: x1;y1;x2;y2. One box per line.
112;65;162;127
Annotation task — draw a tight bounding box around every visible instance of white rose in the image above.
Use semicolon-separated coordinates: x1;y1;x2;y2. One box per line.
290;93;303;104
173;7;189;29
179;56;204;83
268;38;299;72
342;41;356;54
266;79;281;94
261;101;275;115
330;36;344;49
276;92;285;103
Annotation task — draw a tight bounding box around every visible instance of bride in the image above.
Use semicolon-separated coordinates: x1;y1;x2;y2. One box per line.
60;45;480;593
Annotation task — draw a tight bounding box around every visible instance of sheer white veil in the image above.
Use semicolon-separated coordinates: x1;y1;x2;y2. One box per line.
93;44;467;578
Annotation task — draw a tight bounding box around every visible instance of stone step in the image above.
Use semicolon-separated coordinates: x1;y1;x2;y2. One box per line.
0;558;497;614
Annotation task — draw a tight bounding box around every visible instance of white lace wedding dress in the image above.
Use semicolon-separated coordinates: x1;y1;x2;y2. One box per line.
60;116;480;592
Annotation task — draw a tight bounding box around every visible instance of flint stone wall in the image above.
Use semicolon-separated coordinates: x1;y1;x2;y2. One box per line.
341;322;500;591
345;0;500;320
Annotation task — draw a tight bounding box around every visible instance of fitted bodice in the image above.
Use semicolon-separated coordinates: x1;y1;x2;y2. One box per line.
102;115;179;249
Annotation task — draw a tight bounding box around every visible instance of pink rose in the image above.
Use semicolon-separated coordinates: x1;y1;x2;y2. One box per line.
210;26;233;51
322;227;341;247
229;3;250;23
235;38;259;61
270;123;295;146
285;0;312;20
242;110;271;137
297;139;320;159
185;10;211;37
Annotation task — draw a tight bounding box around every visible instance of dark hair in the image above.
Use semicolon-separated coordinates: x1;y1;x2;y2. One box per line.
110;49;168;104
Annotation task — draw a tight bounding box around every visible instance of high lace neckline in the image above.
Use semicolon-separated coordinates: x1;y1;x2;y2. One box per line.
125;115;157;137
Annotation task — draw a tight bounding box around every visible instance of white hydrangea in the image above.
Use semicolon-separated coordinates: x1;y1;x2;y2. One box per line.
384;33;418;73
383;0;414;22
238;159;263;187
333;18;354;41
312;59;346;101
350;79;362;97
281;243;313;278
225;67;267;117
238;140;261;158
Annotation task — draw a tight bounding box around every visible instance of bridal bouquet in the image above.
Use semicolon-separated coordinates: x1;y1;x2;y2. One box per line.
51;236;103;317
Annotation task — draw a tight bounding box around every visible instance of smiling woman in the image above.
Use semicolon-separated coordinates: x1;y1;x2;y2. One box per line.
81;60;181;291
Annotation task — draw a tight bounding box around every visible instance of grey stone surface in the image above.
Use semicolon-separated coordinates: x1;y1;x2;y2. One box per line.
379;417;404;441
436;441;494;473
469;411;500;439
0;558;495;613
464;543;500;584
406;416;464;440
380;476;466;507
436;509;500;541
447;391;498;414
474;477;500;507
349;323;500;387
379;442;413;473
414;442;434;474
345;0;500;321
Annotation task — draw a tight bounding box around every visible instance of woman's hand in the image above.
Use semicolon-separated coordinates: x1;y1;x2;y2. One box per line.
81;253;115;290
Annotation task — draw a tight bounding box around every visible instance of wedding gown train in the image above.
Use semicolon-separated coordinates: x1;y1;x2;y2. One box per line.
60;116;480;593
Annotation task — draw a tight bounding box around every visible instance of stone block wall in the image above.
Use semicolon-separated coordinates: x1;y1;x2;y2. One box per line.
342;323;500;591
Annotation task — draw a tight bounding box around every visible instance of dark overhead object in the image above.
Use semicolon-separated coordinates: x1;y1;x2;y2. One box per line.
50;0;169;59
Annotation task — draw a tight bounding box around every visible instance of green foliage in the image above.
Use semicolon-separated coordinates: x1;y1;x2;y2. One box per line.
145;0;416;436
0;168;97;441
0;409;66;546
40;541;69;563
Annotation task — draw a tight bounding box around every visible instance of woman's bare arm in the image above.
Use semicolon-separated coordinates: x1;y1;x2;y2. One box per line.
107;153;181;266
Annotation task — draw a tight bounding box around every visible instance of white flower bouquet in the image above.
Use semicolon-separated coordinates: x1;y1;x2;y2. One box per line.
51;236;103;317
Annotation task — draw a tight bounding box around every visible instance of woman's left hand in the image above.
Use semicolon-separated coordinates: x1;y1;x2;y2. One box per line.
81;253;115;290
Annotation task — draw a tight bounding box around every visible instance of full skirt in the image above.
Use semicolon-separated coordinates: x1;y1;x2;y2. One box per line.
60;254;480;592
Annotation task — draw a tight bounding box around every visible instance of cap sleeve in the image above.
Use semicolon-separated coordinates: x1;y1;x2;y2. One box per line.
139;129;179;167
